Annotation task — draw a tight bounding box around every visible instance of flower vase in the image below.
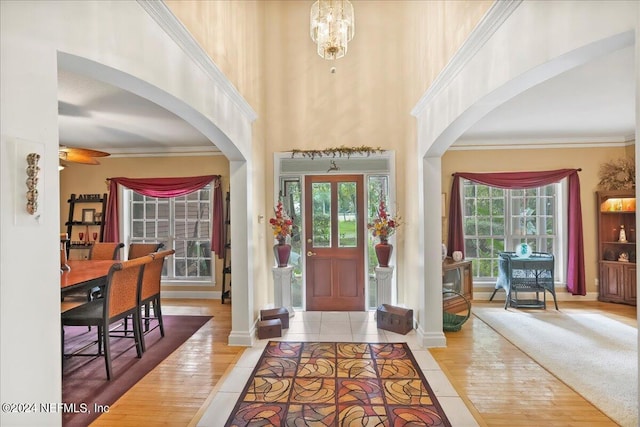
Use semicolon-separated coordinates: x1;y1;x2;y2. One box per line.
274;238;291;268
375;238;393;267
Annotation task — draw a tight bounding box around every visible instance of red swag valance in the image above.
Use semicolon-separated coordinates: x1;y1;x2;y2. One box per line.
447;169;585;296
103;175;224;259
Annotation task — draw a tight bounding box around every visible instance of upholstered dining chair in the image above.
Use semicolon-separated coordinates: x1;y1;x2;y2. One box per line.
88;242;125;300
128;242;164;260
89;242;125;261
136;249;175;352
61;255;153;380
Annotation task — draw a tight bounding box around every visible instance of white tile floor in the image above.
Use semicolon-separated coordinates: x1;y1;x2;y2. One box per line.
197;311;478;427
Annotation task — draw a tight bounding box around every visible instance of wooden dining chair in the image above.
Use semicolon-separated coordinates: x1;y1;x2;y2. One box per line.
61;255;153;380
137;249;175;352
128;242;164;260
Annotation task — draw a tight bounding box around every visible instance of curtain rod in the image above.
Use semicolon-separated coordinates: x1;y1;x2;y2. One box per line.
105;175;221;181
451;168;582;176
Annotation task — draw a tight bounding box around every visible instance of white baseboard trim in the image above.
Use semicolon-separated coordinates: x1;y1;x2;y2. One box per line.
416;326;447;348
227;317;259;347
228;328;255;347
162;290;221;299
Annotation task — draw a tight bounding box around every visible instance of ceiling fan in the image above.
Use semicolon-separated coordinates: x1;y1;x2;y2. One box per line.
59;146;110;166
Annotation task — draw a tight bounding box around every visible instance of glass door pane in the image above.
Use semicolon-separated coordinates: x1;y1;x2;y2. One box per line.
338;182;357;247
312;182;331;247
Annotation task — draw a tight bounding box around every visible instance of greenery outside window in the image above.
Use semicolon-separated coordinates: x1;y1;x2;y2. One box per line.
280;174;390;310
281;179;303;307
367;176;389;309
462;180;560;281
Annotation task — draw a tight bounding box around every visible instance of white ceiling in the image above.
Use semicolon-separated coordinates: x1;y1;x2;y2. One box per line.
57;45;635;156
456;45;635;147
57;70;217;156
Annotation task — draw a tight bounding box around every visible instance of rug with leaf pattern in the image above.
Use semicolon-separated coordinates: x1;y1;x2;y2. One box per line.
224;341;451;426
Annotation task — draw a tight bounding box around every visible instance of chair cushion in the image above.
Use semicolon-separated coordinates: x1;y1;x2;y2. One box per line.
61;300;103;326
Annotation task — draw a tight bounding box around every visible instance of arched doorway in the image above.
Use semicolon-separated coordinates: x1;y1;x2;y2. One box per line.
412;1;637;348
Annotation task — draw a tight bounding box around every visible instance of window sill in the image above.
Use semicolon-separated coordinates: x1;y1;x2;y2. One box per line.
161;279;215;287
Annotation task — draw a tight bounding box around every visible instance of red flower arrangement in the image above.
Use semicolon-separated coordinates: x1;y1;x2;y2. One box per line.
269;201;293;242
367;198;399;241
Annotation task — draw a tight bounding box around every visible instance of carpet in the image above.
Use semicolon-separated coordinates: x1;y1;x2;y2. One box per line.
224;341;451;426
62;314;212;427
473;307;638;427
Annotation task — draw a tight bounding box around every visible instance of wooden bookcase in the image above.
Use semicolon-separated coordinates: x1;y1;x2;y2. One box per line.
65;193;108;260
596;190;636;306
442;259;473;313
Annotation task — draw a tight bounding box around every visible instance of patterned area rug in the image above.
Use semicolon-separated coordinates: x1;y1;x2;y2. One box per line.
225;341;451;426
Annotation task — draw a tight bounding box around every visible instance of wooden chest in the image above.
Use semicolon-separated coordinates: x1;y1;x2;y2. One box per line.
376;304;413;335
257;319;282;339
260;307;289;329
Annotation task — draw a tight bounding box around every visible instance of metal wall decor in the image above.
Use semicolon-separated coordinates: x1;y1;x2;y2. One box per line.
26;152;40;215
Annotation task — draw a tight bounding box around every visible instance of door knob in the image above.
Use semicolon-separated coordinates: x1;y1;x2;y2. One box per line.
307;251;317;257
307;238;313;243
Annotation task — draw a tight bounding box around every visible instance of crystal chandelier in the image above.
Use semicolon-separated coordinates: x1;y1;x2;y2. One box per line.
310;0;355;60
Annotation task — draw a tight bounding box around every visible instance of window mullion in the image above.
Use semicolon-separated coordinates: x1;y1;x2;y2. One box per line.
504;190;514;251
169;198;176;278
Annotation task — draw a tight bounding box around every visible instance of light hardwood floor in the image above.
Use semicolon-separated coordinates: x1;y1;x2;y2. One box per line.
89;299;636;426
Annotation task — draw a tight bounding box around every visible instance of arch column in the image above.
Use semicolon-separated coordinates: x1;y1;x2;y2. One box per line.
1;3;256;423
228;159;255;346
419;156;446;347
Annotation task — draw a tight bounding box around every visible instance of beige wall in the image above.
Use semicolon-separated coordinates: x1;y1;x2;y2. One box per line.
402;0;492;305
442;145;635;294
164;0;493;308
166;0;270;312
59;155;230;294
165;0;264;110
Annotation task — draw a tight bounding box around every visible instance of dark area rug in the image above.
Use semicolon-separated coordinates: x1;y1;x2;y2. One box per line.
225;341;451;426
62;315;212;427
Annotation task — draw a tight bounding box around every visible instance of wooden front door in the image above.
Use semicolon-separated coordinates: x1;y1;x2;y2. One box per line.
305;175;365;311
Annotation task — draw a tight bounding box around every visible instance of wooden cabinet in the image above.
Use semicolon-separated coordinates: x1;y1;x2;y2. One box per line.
442;259;472;313
597;190;636;305
65;193;108;259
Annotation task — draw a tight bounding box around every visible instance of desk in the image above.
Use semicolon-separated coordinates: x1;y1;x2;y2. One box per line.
61;260;117;296
490;252;558;310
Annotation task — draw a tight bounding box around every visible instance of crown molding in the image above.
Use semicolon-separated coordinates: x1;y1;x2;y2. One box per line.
105;145;223;158
450;136;636;151
411;0;522;117
136;0;257;122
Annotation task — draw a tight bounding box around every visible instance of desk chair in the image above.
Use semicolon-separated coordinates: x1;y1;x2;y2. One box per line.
61;255;153;380
128;242;164;260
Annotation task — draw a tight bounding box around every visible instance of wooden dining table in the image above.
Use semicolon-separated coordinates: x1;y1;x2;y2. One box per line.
60;259;118;296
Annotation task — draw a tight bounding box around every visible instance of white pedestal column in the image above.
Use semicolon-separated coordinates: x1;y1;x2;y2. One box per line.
272;266;295;318
375;266;395;307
